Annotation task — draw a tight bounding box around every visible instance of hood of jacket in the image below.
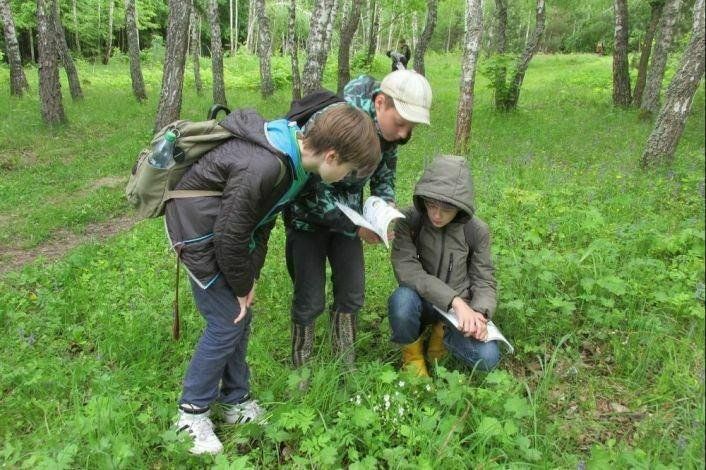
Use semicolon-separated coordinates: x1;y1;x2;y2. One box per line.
218;108;274;152
413;155;475;224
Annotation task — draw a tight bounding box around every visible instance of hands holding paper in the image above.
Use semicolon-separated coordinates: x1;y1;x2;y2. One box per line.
451;297;488;341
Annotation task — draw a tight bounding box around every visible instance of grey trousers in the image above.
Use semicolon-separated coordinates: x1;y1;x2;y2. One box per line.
180;276;252;408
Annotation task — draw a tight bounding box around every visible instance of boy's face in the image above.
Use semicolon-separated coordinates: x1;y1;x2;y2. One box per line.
318;151;356;184
374;94;416;143
424;198;459;228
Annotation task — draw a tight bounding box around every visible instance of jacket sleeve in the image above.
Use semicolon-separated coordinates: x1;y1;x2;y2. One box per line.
212;160;280;297
391;209;458;310
369;148;397;202
466;217;497;318
250;216;277;280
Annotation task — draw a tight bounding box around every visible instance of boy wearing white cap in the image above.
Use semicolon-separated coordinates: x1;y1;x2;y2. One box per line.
283;70;433;371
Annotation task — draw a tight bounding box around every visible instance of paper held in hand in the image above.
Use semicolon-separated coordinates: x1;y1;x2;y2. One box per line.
335;196;405;249
433;305;514;353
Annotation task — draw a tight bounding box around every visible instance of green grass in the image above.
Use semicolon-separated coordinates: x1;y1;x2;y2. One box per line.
0;52;704;467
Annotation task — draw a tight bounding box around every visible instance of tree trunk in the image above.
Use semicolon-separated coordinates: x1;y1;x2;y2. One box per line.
53;0;83;101
208;0;227;106
254;0;274;97
364;0;378;69
411;12;417;48
612;0;631;106
103;0;114;64
337;0;362;95
125;0;147;101
229;0;234;53
29;25;35;62
0;0;30;96
641;0;682;116
493;0;507;110
246;0;257;53
72;0;80;55
154;0;190;132
641;0;704;167
288;0;301;99
498;0;545;111
413;0;437;76
302;0;334;95
322;0;339;63
190;5;203;96
633;1;664;107
454;0;483;155
37;0;66;125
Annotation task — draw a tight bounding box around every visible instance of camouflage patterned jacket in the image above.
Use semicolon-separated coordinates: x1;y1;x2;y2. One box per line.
284;75;401;236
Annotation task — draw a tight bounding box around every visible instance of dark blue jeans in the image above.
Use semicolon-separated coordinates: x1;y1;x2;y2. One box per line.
388;286;500;372
180;277;252;408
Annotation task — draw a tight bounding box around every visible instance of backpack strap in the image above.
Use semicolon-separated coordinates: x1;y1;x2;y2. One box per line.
166;189;223;200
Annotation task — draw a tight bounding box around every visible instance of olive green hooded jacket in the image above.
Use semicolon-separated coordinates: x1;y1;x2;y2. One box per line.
391;155;497;317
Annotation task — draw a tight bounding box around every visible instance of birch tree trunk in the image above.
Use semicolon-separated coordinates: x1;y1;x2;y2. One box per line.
413;0;437;76
498;0;545;110
190;5;203;96
612;0;631;106
246;0;257;52
72;0;80;55
154;0;190;132
322;0;339;62
255;0;274;97
53;0;83;101
229;0;234;52
37;0;66;125
337;0;362;94
208;0;227;106
125;0;146;101
0;0;30;96
288;0;301;99
454;0;482;154
633;0;664;107
641;0;704;167
103;0;114;64
302;0;334;95
641;0;682;116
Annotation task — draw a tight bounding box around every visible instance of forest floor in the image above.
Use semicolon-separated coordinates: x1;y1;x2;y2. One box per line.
0;53;704;468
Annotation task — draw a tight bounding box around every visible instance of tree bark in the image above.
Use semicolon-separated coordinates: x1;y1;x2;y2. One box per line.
37;0;66;125
190;5;203;96
103;0;114;64
254;0;274;97
288;0;301;99
364;0;378;69
52;0;83;101
208;0;227;106
454;0;483;155
337;0;362;95
413;0;437;76
229;0;234;53
322;0;339;63
302;0;334;95
0;0;30;96
641;0;704;167
633;1;664;107
641;0;682;116
497;0;545;111
246;0;257;52
72;0;80;55
612;0;631;106
125;0;147;102
493;0;507;110
154;0;190;132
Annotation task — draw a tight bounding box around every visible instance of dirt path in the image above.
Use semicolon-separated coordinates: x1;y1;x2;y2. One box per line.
0;213;137;277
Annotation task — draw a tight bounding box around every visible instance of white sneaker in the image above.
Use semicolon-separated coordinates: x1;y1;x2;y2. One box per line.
222;399;266;425
175;405;224;455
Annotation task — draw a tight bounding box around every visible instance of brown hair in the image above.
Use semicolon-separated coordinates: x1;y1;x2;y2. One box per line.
301;104;381;175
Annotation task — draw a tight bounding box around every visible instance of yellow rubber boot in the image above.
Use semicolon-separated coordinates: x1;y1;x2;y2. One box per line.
426;322;447;362
401;338;429;377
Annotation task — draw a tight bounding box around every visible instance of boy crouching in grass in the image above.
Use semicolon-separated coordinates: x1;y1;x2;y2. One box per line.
388;155;500;376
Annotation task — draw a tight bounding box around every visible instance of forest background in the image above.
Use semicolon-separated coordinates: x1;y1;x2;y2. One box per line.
0;0;704;467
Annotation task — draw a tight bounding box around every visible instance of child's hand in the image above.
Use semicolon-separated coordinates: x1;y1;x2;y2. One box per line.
234;285;256;323
358;227;382;244
452;297;487;338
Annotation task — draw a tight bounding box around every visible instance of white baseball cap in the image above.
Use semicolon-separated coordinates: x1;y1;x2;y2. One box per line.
379;70;432;125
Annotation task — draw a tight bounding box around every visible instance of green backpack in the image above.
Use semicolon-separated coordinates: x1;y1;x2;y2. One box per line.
125;115;234;220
